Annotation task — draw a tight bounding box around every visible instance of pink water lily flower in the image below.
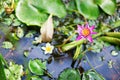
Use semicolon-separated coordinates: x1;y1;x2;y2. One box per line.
76;23;97;43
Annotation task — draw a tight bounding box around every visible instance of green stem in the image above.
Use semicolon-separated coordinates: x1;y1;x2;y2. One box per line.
85;55;105;80
57;31;77;48
44;70;53;79
61;39;85;52
0;54;6;80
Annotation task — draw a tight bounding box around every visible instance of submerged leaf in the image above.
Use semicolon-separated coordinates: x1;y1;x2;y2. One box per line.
40;14;54;42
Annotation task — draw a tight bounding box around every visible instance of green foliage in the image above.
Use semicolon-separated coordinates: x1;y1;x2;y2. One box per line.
15;0;66;26
31;76;42;80
0;54;6;80
28;59;46;75
68;0;116;19
58;68;81;80
75;0;99;19
96;0;116;15
2;14;21;26
82;70;105;80
88;40;105;53
73;45;82;60
4;62;23;80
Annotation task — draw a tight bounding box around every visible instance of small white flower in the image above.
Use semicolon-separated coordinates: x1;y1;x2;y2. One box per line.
42;43;54;54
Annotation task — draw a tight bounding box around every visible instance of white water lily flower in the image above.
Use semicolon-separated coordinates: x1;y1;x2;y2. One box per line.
42;43;54;54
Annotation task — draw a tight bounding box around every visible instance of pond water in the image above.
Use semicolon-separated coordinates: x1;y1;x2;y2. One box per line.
0;28;120;80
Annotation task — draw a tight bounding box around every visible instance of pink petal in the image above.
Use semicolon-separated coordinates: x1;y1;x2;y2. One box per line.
91;32;97;34
76;36;82;41
77;25;82;31
90;25;95;30
85;23;89;28
87;36;93;43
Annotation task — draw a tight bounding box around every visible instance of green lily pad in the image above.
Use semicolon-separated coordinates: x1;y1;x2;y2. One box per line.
58;68;81;80
28;59;46;75
75;0;99;19
30;0;67;18
96;0;116;15
16;0;66;26
16;0;48;26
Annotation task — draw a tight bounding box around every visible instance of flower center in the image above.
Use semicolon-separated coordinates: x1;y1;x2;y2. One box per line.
46;46;51;52
82;28;90;37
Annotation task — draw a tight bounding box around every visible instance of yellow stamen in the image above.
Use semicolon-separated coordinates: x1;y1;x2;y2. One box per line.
46;46;51;52
82;28;90;37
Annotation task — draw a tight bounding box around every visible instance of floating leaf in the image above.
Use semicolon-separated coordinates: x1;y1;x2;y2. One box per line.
82;70;105;80
16;0;66;26
16;0;48;26
25;31;36;38
28;59;46;75
23;50;29;57
66;0;77;11
40;14;54;42
58;68;81;80
30;0;67;18
16;27;24;38
96;0;116;15
32;36;42;44
108;60;114;68
2;41;13;49
75;0;99;19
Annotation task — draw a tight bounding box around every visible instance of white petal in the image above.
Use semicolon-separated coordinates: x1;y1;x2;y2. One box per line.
41;47;45;50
